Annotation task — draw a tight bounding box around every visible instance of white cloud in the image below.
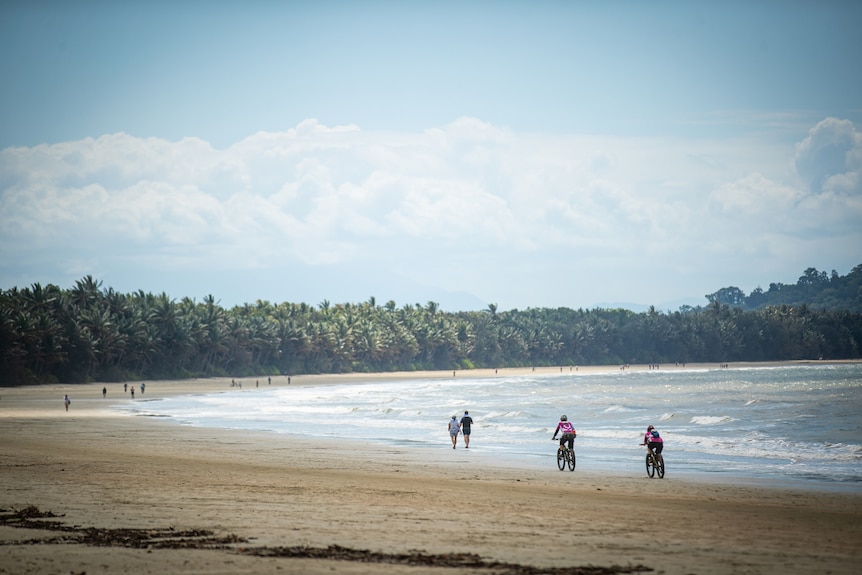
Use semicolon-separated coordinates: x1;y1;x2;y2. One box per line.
795;117;862;195
709;173;801;216
1;117;860;310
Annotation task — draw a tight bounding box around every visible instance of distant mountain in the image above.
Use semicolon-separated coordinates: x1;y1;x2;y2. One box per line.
594;298;703;314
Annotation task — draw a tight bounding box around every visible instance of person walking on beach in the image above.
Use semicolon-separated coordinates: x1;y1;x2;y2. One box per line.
448;415;460;449
460;411;474;448
102;386;106;398
64;394;71;411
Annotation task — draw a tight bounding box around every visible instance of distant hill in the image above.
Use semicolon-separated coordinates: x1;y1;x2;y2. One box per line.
704;264;862;312
596;298;702;314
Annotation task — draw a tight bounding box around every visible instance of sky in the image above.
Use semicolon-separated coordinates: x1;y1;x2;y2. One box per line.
1;1;861;312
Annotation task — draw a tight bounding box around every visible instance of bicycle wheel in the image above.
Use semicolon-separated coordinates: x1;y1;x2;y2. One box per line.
646;453;655;478
656;454;665;478
567;448;576;471
557;448;566;471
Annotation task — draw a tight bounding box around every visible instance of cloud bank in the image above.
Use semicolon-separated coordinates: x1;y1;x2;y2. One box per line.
2;117;860;311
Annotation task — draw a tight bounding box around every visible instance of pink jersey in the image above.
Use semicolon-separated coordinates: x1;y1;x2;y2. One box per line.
645;430;663;444
556;421;575;435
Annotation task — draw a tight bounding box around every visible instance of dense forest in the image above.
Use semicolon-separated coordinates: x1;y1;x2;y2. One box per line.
704;264;862;312
2;265;861;385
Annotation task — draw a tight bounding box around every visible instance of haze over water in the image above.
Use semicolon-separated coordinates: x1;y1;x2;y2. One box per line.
121;364;862;488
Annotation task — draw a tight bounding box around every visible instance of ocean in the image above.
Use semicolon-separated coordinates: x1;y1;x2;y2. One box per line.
119;363;862;488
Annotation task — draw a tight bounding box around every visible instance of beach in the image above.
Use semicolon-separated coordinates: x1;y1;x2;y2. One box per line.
2;363;861;575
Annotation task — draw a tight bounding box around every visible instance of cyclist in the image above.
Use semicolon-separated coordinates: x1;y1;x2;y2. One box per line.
641;425;663;456
552;415;576;451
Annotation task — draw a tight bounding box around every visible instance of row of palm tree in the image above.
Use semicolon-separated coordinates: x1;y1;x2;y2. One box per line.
2;276;861;385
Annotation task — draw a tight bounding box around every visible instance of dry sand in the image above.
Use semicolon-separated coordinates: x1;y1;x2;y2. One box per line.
1;363;860;575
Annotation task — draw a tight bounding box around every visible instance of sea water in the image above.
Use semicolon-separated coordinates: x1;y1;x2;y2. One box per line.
119;364;862;487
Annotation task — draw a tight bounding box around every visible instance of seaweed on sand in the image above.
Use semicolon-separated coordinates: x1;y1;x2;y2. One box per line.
0;506;652;574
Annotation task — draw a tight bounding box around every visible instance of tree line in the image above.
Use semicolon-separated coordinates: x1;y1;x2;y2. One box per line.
2;271;861;385
704;264;862;312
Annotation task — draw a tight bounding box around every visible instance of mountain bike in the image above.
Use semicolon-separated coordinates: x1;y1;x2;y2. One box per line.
554;440;576;471
645;449;665;478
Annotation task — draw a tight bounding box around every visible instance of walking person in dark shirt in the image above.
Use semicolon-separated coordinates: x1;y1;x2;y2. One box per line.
460;411;474;448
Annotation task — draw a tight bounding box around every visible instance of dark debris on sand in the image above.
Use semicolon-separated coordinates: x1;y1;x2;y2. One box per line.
1;506;652;574
0;506;245;549
242;544;652;574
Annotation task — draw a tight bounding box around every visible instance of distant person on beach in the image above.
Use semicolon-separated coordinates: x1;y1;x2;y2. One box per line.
64;394;70;411
102;386;106;398
641;425;663;456
130;386;135;399
140;383;145;394
552;415;576;451
448;416;460;449
460;411;473;448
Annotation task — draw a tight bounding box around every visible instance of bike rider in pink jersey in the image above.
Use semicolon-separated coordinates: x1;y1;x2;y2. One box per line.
641;425;663;455
552;415;576;451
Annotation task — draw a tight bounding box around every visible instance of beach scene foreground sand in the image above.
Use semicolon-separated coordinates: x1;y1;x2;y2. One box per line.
2;363;861;575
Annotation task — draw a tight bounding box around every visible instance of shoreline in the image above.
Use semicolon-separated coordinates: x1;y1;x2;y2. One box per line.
2;360;862;574
5;359;861;488
4;357;859;394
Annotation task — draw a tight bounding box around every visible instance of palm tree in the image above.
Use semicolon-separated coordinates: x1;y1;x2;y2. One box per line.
70;275;103;309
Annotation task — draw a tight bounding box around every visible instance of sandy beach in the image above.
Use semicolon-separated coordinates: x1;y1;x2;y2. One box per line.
2;363;861;575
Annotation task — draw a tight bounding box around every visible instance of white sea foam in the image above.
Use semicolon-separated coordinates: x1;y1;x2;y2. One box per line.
603;405;636;413
689;415;735;425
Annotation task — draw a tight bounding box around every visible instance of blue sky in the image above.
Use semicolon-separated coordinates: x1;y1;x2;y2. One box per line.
1;1;861;311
